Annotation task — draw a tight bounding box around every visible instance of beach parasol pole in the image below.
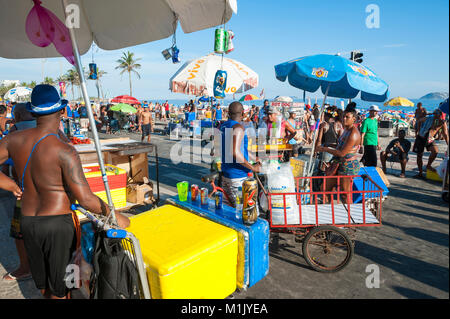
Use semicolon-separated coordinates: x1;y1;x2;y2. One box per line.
307;83;330;176
63;0;117;225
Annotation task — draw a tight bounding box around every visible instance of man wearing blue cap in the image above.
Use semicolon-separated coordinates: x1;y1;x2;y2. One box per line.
0;84;130;299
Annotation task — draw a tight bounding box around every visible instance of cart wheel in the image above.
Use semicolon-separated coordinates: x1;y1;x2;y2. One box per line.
302;226;354;273
442;192;449;203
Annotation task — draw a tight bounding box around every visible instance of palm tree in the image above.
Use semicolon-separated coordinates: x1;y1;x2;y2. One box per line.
115;51;141;96
43;77;55;86
28;81;37;89
64;68;80;100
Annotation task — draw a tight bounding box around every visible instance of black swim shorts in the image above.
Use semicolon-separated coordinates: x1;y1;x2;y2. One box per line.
21;214;77;298
142;123;151;137
413;134;435;154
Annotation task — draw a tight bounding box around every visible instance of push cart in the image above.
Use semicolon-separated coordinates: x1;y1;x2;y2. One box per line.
262;174;383;272
73;204;151;299
202;171;383;273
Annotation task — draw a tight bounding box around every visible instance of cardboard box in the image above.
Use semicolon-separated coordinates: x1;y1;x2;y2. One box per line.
127;179;154;204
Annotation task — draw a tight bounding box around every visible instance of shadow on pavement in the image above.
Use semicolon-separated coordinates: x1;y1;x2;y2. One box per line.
403;203;449;215
355;241;449;293
393;209;449;226
269;233;311;271
382;220;449;247
392;286;438;299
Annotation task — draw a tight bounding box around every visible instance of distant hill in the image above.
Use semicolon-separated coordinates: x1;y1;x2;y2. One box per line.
419;92;448;100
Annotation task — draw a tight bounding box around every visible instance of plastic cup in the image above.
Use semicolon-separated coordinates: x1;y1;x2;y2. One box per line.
177;181;189;202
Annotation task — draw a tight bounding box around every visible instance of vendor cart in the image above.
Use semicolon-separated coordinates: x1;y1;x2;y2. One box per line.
263;174;383;272
202;171;383;273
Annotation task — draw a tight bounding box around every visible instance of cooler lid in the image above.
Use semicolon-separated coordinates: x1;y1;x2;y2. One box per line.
127;205;237;275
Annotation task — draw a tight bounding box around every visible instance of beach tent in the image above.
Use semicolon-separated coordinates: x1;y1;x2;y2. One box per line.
0;0;237;249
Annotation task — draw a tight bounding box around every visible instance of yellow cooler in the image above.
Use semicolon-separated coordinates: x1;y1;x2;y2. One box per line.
126;205;238;299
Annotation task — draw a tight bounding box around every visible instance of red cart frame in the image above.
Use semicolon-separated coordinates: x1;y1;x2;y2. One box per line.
264;174;384;272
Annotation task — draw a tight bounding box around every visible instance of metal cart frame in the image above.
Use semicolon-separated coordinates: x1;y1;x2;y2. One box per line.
74;204;151;299
263;174;384;272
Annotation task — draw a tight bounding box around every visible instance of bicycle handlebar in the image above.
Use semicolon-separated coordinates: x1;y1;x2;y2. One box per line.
201;172;219;183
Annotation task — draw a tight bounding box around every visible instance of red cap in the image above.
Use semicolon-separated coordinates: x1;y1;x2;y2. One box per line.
248;172;253;177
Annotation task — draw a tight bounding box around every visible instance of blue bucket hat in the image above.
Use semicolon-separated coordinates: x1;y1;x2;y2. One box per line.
26;84;68;115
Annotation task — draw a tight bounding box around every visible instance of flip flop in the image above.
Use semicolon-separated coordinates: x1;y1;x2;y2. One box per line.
413;173;424;179
2;272;32;282
397;174;406;178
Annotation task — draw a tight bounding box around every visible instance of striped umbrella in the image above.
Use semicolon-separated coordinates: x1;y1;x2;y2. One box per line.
239;94;259;102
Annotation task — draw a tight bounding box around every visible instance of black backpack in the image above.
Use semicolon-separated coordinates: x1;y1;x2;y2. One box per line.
90;230;140;299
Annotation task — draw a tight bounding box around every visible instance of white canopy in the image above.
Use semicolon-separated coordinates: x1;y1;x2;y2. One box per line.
170;53;258;96
0;0;237;59
273;96;293;103
4;86;32;101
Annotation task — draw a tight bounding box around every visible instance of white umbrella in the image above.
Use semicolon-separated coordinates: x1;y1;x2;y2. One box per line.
273;96;293;103
4;86;32;101
0;0;237;59
170;53;258;96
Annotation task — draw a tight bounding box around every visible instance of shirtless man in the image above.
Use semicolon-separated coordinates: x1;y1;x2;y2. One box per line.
139;106;152;143
0;85;130;299
413;108;448;178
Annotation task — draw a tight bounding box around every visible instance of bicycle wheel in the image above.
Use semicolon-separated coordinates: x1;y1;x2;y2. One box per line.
302;226;354;273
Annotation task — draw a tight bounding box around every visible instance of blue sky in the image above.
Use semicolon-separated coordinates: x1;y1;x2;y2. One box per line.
0;0;448;100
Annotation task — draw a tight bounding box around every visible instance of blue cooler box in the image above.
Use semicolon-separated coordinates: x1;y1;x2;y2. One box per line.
353;166;389;203
167;194;270;290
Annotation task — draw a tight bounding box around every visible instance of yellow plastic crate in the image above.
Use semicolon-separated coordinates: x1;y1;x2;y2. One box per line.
126;205;238;299
94;187;127;209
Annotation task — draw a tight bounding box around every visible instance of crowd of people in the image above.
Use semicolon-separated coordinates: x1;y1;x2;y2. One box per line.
0;85;448;299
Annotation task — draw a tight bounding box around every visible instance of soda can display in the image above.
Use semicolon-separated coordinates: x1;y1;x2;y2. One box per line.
200;188;209;206
242;173;258;225
214;28;227;54
191;184;199;201
215;191;223;210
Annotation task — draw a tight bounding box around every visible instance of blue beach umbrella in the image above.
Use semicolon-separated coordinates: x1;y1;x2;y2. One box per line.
274;54;389;101
275;54;389;175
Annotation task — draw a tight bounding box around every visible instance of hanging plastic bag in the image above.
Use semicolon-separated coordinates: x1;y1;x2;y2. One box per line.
437;157;448;180
266;163;300;225
225;30;234;54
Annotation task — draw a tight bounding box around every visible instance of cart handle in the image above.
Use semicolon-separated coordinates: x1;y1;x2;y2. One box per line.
201;172;219;183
